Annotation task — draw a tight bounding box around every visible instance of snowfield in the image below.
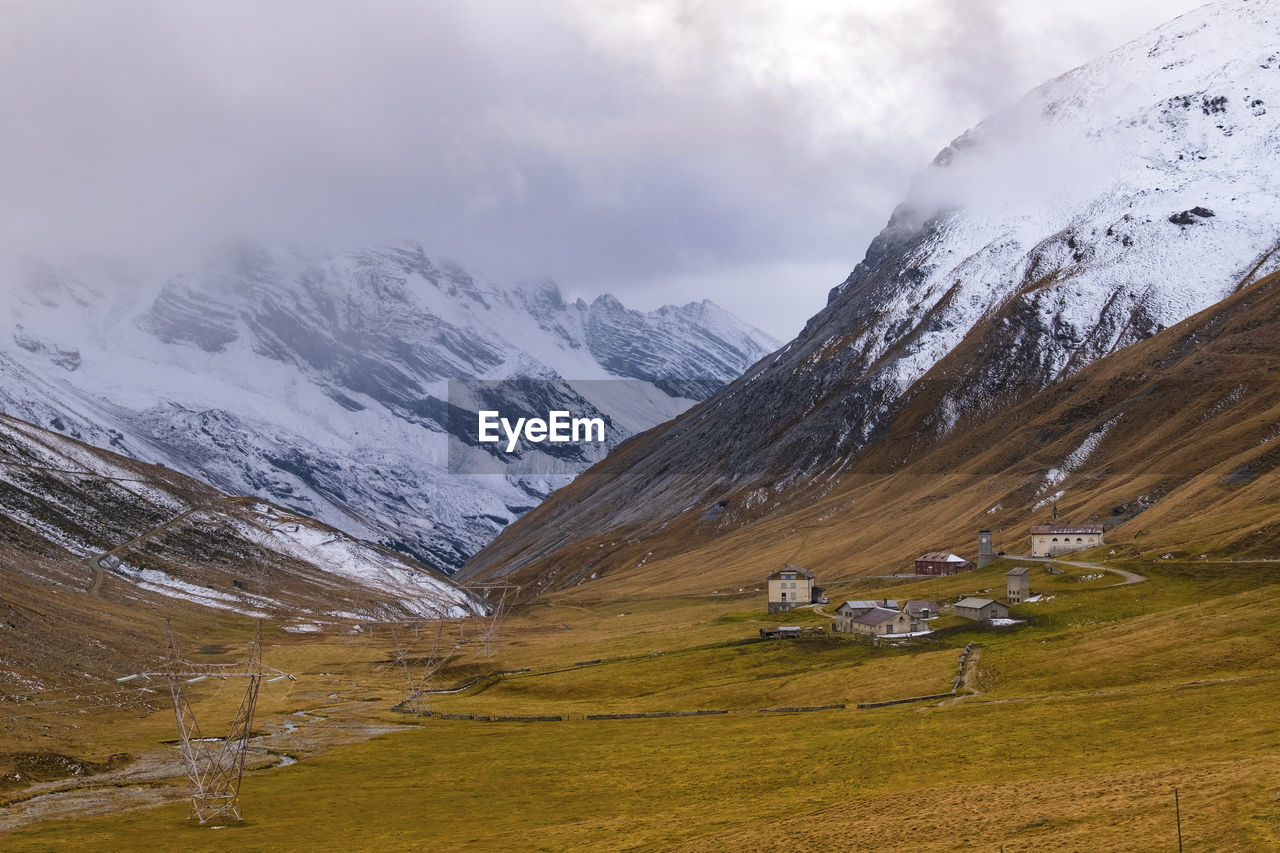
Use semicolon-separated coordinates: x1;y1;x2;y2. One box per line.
0;410;486;621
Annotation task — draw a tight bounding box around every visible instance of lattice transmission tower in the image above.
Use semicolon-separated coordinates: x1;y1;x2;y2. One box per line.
463;581;521;657
389;619;452;717
119;621;293;824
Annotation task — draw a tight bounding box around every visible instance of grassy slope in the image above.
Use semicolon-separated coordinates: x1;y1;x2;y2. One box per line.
0;410;475;737
5;558;1280;850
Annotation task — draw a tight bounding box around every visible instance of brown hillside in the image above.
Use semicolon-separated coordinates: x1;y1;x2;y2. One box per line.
463;270;1280;599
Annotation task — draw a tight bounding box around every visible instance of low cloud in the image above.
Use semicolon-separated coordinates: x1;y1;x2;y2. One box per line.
0;0;1204;337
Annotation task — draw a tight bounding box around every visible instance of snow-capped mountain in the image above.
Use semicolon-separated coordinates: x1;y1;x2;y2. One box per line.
0;244;777;573
823;0;1280;440
461;0;1280;586
0;411;479;624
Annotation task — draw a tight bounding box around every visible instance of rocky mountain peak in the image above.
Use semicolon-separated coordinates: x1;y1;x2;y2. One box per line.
0;244;777;574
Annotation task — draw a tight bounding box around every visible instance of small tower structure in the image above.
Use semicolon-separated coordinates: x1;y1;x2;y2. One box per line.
977;529;995;568
1006;567;1031;604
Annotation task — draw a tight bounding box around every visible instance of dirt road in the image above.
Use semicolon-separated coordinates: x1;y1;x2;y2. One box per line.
1008;555;1146;587
86;505;231;599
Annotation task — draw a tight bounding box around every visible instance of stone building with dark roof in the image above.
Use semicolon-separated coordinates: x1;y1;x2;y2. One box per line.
905;600;942;619
841;606;919;637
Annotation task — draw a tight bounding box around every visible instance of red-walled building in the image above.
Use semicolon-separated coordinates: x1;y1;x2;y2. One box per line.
914;551;976;576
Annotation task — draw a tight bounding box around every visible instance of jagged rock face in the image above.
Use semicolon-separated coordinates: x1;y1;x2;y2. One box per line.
0;246;777;573
461;0;1280;585
583;295;774;400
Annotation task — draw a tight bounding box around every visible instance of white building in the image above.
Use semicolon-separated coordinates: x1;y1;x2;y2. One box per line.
1029;524;1104;557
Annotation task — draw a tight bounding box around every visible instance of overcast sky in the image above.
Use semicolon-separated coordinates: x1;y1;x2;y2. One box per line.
0;0;1207;339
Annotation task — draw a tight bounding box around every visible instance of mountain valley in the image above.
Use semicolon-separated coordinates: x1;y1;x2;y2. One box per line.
461;0;1280;596
0;245;776;574
5;1;1280;850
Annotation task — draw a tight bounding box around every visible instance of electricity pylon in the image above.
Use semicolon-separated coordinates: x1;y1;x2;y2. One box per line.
463;581;521;657
119;622;292;824
390;620;451;717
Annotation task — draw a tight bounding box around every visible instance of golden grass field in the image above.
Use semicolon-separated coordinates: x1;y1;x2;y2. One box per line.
9;273;1280;848
4;556;1280;850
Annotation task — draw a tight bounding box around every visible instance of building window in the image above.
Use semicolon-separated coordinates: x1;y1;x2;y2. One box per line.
780;592;786;601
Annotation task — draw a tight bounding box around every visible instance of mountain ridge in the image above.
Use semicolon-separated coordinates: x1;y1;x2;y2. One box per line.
461;265;1280;599
460;0;1280;592
0;243;778;572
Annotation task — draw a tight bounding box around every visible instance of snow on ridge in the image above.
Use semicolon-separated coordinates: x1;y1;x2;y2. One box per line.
0;505;97;558
0;245;778;573
126;563;273;620
0;408;480;620
1033;490;1067;512
228;510;480;619
821;0;1280;450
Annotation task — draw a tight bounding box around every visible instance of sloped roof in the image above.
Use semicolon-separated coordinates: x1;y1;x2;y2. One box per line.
850;607;905;626
838;600;879;612
767;564;815;580
954;597;1000;609
917;552;968;562
905;599;941;613
1006;567;1030;577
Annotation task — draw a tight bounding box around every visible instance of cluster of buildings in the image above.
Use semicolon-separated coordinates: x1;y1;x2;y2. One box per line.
817;565;1030;637
911;520;1104;578
831;599;938;637
912;522;1103;578
761;514;1102;637
763;539;1046;638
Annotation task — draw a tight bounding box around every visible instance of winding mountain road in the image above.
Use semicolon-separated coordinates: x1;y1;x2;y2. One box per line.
1008;556;1146;587
85;507;212;599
